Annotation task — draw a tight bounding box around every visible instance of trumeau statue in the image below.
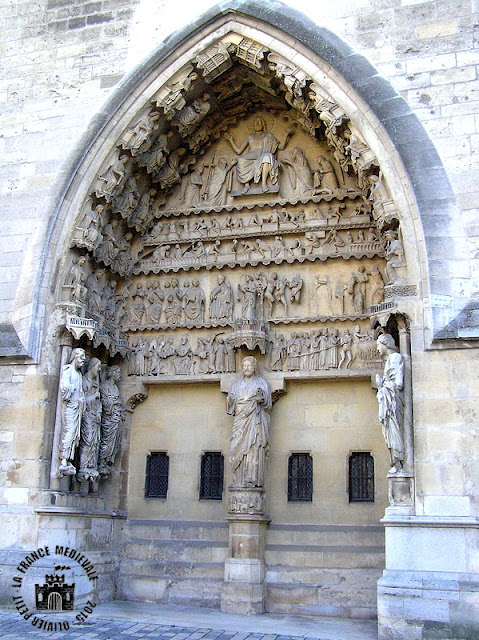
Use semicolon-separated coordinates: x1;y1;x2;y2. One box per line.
59;348;86;476
376;334;405;475
98;365;125;478
226;356;272;488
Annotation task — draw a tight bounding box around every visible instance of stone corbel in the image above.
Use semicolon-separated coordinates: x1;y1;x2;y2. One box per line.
121;379;149;412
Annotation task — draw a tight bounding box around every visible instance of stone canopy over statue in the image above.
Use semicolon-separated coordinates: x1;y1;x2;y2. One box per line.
226;356;272;488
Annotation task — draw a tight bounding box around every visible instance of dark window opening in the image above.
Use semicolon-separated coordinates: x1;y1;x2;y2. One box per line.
288;453;313;502
349;452;374;502
145;452;169;498
200;452;224;500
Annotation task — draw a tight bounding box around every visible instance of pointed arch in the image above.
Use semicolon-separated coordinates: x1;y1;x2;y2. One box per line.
24;0;463;362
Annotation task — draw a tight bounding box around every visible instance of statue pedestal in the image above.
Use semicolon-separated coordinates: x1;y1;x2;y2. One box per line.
221;486;269;614
386;473;415;516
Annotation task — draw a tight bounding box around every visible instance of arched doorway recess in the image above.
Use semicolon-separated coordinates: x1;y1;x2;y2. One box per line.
40;2;465;635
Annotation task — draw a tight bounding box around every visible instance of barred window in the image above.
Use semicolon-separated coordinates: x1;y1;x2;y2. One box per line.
145;452;169;498
200;452;224;500
288;453;313;502
349;452;374;502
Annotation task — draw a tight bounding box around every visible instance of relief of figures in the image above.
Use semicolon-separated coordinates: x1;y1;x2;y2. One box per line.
65;255;89;305
128;332;236;376
384;229;406;284
136;210;384;274
266;325;375;373
75;204;104;252
209;274;234;322
123;269;305;330
119;111;160;155
94;155;129;202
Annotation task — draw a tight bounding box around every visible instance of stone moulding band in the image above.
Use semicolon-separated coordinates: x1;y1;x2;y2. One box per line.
124;313;371;332
150;191;364;219
381;516;479;528
134;245;385;275
137;368;381;385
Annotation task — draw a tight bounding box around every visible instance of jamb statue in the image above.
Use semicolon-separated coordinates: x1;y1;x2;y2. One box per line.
59;348;86;476
98;365;125;478
226;356;272;488
78;357;102;482
376;333;405;475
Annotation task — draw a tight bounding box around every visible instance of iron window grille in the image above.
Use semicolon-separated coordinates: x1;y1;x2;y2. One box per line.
200;452;224;500
145;452;169;498
349;452;374;502
288;453;313;502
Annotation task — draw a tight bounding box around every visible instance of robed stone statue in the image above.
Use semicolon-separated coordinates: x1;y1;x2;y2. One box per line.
59;347;86;475
376;333;405;474
226;356;272;488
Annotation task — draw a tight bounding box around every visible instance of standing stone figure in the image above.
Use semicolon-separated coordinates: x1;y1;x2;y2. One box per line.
78;357;102;482
376;334;405;474
98;366;125;478
226;356;272;488
59;348;86;475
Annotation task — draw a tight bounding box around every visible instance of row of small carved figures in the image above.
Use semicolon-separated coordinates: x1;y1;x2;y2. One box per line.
127;333;236;376
125;273;303;328
137;232;384;272
127;327;377;378
266;328;378;371
143;205;372;244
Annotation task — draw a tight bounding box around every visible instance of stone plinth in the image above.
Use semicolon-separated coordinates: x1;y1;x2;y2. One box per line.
221;486;269;615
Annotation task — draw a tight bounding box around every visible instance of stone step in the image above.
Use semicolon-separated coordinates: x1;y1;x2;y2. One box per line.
266;565;382;587
121;519;228;543
267;524;385;547
116;572;223;608
264;545;385;569
119;558;224;580
266;567;381;618
121;538;229;563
